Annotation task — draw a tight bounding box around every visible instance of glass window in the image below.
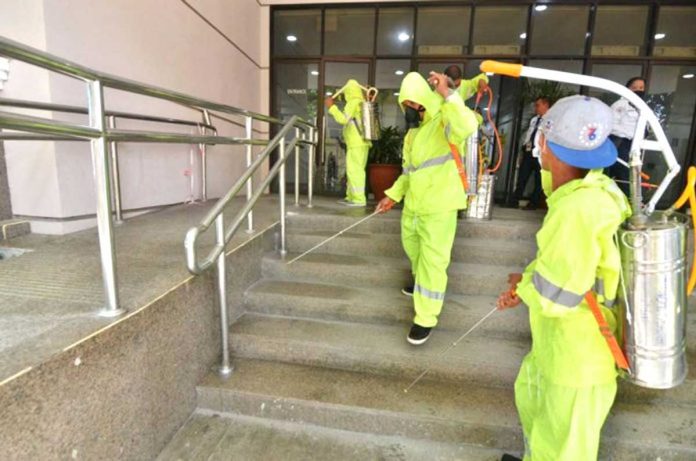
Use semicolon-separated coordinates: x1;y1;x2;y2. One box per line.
322;62;370;194
653;7;696;58
273;63;320;187
273;10;321;56
375;60;410;132
588;64;644;105
592;6;649;57
376;7;414;55
472;6;527;56
324;8;375;56
644;65;696;204
527;60;584;94
530;5;590;55
416;7;470;56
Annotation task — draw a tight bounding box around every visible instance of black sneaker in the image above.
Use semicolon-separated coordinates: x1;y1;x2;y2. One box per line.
401;285;414;297
407;324;431;345
501;454;522;461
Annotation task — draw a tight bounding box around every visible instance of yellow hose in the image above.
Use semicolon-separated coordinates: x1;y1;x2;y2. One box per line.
671;166;696;295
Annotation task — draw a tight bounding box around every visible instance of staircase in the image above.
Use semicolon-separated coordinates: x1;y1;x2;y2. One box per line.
158;205;696;461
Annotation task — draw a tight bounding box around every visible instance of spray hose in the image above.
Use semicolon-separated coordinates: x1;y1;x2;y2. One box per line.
670;166;696;295
475;86;505;174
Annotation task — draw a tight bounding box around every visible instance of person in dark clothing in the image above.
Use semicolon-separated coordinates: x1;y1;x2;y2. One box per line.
512;96;550;210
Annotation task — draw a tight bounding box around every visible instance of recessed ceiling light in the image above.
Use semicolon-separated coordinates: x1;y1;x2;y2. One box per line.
397;32;410;42
286;35;298;42
393;92;399;96
535;5;548;12
395;70;404;76
683;73;695;79
654;33;666;40
486;72;494;76
310;70;319;76
325;91;332;96
520;33;527;39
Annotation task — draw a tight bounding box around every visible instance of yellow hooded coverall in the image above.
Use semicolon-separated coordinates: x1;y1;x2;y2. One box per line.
328;80;372;205
515;170;632;460
385;73;478;328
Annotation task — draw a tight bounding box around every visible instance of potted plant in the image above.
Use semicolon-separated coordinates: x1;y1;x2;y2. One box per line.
367;126;403;201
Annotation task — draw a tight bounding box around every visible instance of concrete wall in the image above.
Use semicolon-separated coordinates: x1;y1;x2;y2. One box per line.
1;0;271;234
0;225;274;460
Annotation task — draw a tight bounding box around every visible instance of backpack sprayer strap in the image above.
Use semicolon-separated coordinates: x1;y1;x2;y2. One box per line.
584;291;631;374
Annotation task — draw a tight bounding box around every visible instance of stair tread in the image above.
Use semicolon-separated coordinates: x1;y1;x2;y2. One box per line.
245;279;530;335
266;251;521;275
158;410;507;461
230;312;527;385
290;230;537;248
198;359;696;455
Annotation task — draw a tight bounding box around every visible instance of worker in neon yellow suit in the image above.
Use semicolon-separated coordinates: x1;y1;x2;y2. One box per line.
376;71;478;345
497;96;631;461
325;80;372;207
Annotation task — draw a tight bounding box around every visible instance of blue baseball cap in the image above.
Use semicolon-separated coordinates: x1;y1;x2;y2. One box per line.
540;95;618;169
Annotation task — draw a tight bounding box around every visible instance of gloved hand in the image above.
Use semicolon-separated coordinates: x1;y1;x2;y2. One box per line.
376;197;396;214
324;97;334;108
497;289;521;310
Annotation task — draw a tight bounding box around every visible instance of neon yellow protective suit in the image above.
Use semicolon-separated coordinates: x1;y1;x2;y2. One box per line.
385;73;478;327
328;80;372;205
515;170;632;460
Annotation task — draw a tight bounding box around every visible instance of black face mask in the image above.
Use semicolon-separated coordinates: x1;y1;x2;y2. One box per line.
404;106;424;129
633;90;646;100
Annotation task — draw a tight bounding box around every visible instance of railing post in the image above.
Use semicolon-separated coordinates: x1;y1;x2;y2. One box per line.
107;115;123;224
87;80;124;317
245;116;254;233
200;110;212;202
279;140;287;256
294;127;301;206
215;212;233;377
307;126;315;208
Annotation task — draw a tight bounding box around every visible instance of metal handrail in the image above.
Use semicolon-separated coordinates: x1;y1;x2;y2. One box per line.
184;115;313;376
0;97;216;131
185;117;299;274
0;35;317;323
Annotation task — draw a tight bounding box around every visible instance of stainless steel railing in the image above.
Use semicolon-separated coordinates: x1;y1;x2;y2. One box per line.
0;36;317;324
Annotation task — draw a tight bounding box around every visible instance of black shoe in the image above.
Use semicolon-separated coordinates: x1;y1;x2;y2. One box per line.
407;324;432;345
501;454;522;461
401;285;414;297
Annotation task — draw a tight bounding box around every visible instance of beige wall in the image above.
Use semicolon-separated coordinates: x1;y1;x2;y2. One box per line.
1;0;271;233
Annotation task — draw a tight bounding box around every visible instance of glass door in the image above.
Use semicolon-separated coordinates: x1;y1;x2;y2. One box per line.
272;60;320;193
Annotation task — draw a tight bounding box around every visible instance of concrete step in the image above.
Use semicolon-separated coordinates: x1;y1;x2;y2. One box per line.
230;312;526;387
196;359;696;460
262;253;520;297
286;231;537;266
244;280;530;340
230;311;696;408
157;410;506;461
287;209;541;241
0;219;30;241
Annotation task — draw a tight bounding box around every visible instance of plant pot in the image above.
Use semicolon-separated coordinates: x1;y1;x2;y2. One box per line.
368;164;401;201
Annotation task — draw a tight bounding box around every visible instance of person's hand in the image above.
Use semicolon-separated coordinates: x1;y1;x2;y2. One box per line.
427;72;451;99
478;78;489;93
497;289;521;310
376;197;396;214
324;97;334;108
507;273;523;288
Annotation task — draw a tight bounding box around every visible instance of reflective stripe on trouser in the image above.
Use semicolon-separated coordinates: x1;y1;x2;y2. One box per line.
515;355;617;461
401;210;458;328
346;145;369;204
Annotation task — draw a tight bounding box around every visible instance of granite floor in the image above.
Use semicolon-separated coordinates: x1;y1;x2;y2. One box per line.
0;195;306;383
